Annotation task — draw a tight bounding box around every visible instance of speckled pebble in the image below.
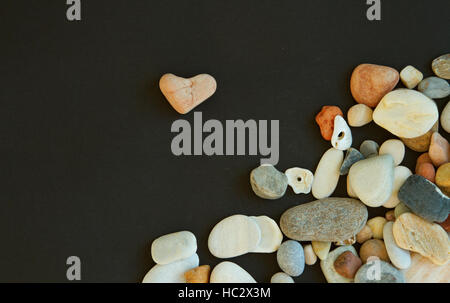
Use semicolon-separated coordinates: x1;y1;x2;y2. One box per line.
418;77;450;99
250;164;288;199
276;240;305;277
432;54;450;80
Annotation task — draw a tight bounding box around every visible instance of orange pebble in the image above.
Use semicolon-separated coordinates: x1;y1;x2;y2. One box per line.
415;153;433;172
315;106;343;141
416;162;436;183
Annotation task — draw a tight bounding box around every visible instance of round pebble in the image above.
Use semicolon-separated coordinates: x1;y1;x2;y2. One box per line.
210;261;256;283
436;163;450;189
249;216;283;253
416;162;436;183
379;139;405;166
250;164;288;199
415;153;433;172
359;239;389;263
270;272;294;283
429;132;450;167
277;240;305;277
347;104;373;127
400;65;423;89
356;225;373;244
418;77;450;99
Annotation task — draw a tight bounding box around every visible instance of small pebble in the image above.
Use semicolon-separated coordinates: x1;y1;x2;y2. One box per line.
367;217;387;239
331;115;352;150
333;251;362;279
401;122;438;152
360;140;379;158
415;153;433;172
304;244;317;265
394;202;411;219
315;106;343;141
321;246;358;283
185;265;211;283
250;164;288;199
285;167;314;194
270;272;294;283
441;101;450;133
347;104;373;127
311;148;343;199
383;166;412;208
340;147;365;175
359;239;389;263
249;216;283;253
142;254;199;283
436;163;450;190
400;65;423;89
416;162;436;183
429;132;450;167
355;260;405;283
418;76;450;99
379;139;405;166
432;54;450;80
311;241;331;261
383;222;411;269
356;225;373;244
385;210;395;222
276;240;305;277
151;231;197;265
210;261;256;283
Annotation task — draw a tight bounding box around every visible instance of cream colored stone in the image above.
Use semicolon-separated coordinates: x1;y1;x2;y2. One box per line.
142;254;199;283
311;241;331;261
346;174;357;198
151;231;197;265
347;104;373;127
367;217;387;240
210;261;256;283
441;101;450;133
400;65;423;89
383;222;411;269
379;139;405;166
304;244;318;265
285;167;314;194
311;148;344;199
249;216;283;253
331;115;352;150
356;225;373;244
383;166;412;208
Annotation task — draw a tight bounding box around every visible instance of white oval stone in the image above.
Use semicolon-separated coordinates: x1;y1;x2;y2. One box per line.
373;89;439;138
270;272;294;283
383;166;412;208
249;216;283;253
142;253;199;283
285;167;314;194
210;261;256;283
312;148;344;199
208;215;261;258
379;139;405;166
441;101;450;133
151;231;197;265
331;115;352;150
383;222;411;269
348;154;395;207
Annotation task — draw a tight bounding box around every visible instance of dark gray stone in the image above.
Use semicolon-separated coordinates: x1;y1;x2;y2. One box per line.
250;165;288;200
340;147;365;175
398;174;450;222
355;260;405;283
360;140;379;158
418;77;450;99
276;240;305;277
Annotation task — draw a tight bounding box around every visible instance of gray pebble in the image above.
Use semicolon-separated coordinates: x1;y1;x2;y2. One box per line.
250;164;288;199
340;147;365;175
360;140;379;158
355;260;405;283
418;77;450;99
276;240;305;277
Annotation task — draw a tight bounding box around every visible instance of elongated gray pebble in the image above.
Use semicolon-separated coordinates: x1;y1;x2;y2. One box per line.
250;164;288;199
418;77;450;99
340;147;365;175
276;240;305;277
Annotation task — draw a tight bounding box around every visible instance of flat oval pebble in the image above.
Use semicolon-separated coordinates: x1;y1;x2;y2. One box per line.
249;216;283;253
311;148;343;199
398;175;450;223
277;240;305;277
340;147;365;175
383;166;412;208
142;253;199;283
285;167;314;194
432;54;450;79
379;139;405;166
331;115;352;150
320;245;358;283
383;222;411;269
373;89;439;139
270;272;294;283
418;77;450;99
250;164;288;199
280;197;368;242
393;213;450;265
441;101;450;133
210;261;256;283
355;260;405;283
151;231;197;265
360;140;379;158
208;215;261;258
347;104;373;127
348;155;395;207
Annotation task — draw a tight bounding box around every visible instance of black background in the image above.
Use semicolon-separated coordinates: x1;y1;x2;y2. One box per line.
0;0;449;283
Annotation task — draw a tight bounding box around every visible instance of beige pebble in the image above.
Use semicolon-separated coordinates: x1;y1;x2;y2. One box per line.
185;265;211;283
367;217;387;239
311;148;343;199
385;210;395;221
400;65;423;89
379;139;405;166
347;104;373;127
304;244;318;265
346;174;357;198
356;225;373;244
359;239;390;263
311;241;331;261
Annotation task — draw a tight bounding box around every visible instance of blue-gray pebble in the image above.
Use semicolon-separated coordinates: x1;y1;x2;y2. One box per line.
360;140;379;158
398;175;450;222
355;261;405;283
250;165;288;200
276;240;305;277
340;147;365;175
418;77;450;99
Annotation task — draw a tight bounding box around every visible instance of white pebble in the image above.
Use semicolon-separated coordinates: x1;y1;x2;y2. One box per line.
249;216;283;253
379;139;405;166
304;244;318;265
312;148;344;199
210;261;256;283
285;167;314;194
331;115;352;151
151;231;197;265
383;222;411;269
142;254;199;283
270;272;294;283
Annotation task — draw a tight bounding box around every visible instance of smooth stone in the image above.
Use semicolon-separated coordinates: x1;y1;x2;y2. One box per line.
355;260;405;283
441;101;450;133
320;245;358;283
394;202;411;219
340;147;365;175
393;213;450;265
280;197;368;242
383;222;411;269
398;175;450;222
383;166;412;208
331;115;352;151
418;77;450;99
348;155;395;207
360;140;379;158
346;174;358;198
429;132;450;167
333;250;362;279
356;225;373;244
304;244;317;265
270;272;294;283
379;139;405;166
315;106;344;140
416;162;436;183
208;215;261;258
311;148;343;199
151;231;197;265
373;89;439;138
400;65;423;89
347;104;373;127
142;254;199;283
311;241;332;260
210;261;256;283
401;122;438;152
360;238;389;264
285;167;314;194
416;153;433;172
385;210;396;221
436;163;450;188
366;217;387;240
250;164;288;199
185;265;211;283
249;216;283;253
402;252;450;283
432;54;450;79
277;240;305;277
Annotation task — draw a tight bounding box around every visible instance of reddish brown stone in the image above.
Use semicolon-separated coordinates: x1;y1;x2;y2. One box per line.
333;251;362;279
315;106;343;141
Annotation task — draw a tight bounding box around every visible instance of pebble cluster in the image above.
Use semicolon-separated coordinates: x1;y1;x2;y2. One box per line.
144;54;450;283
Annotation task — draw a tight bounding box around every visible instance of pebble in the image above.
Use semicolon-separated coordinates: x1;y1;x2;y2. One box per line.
334;236;356;246
270;272;294;283
151;231;197;265
276;240;305;277
304;244;317;265
249;216;283;253
185;265;211;283
385;210;395;222
340;147;365;175
348;154;395;207
210;261;256;283
355;260;405;283
400;65;423;89
416;162;435;183
347;104;373;127
401;122;438;152
379;139;405;166
320;245;358;283
359;239;389;263
315;106;344;141
436;163;450;191
350;63;399;108
415;153;433;172
403;252;450;283
398;174;450;223
441;101;450;133
394;202;411;219
159;73;216;114
383;222;411;269
311;241;331;261
373;89;439;139
311;148;343;199
333;251;362;279
331;115;352;150
356;225;373;244
393;213;450;265
366;217;387;239
285;167;314;194
250;164;288;199
208;215;261;258
429;132;450;167
432;54;450;79
142;253;199;283
280;197;368;242
418;77;450;99
360;140;379;158
346;174;358;198
383;166;412;208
